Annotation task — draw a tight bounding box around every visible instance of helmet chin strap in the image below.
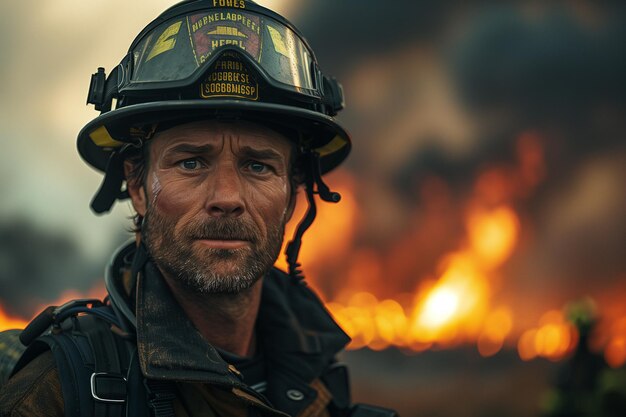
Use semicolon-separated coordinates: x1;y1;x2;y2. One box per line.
90;150;127;214
91;140;145;214
285;152;341;280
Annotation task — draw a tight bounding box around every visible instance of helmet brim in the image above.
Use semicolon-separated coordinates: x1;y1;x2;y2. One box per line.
77;99;351;175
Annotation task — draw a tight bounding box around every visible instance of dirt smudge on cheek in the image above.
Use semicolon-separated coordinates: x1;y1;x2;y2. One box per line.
151;172;162;206
153;177;200;215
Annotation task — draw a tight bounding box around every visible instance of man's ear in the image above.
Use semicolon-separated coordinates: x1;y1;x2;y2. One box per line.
124;160;147;217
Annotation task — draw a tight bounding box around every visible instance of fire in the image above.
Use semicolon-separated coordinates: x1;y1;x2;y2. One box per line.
605;335;626;368
591;313;626;369
477;308;514;357
295;143;620;365
466;206;519;268
419;286;460;328
518;310;578;361
0;306;29;332
409;253;490;345
310;135;586;360
326;198;519;354
0;282;105;332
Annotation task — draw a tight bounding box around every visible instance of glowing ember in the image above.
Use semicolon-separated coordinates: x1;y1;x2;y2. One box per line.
596;316;626;368
517;310;578;361
605;337;626;368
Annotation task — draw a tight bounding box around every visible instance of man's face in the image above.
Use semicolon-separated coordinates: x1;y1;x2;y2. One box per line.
127;120;294;294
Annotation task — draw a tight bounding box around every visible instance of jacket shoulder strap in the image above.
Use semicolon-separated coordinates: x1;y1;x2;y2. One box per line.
12;305;134;417
79;314;130;417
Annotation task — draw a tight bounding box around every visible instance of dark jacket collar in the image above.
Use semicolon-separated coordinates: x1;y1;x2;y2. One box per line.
135;260;237;384
256;269;350;382
111;242;350;387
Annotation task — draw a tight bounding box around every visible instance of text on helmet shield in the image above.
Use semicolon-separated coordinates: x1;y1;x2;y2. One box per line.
213;0;246;9
200;56;259;101
189;12;261;65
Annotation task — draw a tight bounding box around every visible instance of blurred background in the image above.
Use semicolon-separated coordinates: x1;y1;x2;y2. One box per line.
1;1;625;416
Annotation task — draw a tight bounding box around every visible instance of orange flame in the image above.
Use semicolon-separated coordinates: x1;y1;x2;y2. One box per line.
518;310;578;361
477;308;514;357
309;136;567;359
466;206;520;268
594;316;626;368
325;199;519;354
0;306;29;332
306;151;623;365
0;282;105;332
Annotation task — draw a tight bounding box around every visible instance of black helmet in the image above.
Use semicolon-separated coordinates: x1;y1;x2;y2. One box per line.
79;0;350;276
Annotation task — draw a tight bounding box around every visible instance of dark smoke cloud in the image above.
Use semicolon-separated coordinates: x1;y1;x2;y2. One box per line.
0;219;124;317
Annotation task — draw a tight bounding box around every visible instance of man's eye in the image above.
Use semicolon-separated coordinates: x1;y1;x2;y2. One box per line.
179;159;202;170
247;161;270;174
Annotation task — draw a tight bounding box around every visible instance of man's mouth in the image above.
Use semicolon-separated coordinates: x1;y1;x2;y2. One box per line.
189;221;258;250
194;238;252;250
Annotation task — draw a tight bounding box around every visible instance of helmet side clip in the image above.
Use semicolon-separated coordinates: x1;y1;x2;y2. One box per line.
323;76;345;116
87;67;120;113
87;68;107;111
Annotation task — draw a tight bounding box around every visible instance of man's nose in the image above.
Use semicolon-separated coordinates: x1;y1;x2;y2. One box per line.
204;164;245;218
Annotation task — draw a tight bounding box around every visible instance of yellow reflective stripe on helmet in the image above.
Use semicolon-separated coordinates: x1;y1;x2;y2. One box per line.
147;21;183;62
89;126;123;148
315;135;346;156
266;25;289;57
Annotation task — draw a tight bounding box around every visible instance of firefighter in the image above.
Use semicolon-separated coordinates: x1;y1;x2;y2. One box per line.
0;1;396;416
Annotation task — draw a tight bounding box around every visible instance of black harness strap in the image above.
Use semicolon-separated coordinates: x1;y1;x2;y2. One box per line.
126;347;151;417
12;304;136;417
145;379;177;417
40;330;94;417
81;315;127;417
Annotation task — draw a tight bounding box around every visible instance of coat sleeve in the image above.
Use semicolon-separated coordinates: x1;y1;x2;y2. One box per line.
0;350;64;417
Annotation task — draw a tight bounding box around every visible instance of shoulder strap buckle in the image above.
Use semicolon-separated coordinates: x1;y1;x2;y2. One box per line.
90;372;127;403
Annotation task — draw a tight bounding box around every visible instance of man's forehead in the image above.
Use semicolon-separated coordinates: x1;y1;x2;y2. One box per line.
150;120;293;155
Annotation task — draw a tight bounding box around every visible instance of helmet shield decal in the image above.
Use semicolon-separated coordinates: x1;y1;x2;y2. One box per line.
128;8;316;95
189;11;261;64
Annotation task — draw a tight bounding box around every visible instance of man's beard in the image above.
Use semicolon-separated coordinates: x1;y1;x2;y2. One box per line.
142;207;285;294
